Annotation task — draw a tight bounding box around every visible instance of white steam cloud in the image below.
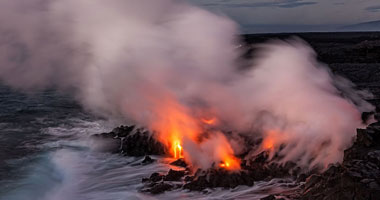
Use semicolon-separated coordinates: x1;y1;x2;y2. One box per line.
0;0;374;170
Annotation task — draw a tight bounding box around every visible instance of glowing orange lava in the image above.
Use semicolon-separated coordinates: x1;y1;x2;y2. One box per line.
151;96;199;159
201;118;216;125
150;96;240;171
219;156;240;170
173;140;183;159
220;162;229;168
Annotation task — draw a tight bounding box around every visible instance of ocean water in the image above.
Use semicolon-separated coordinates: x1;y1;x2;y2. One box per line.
0;85;298;200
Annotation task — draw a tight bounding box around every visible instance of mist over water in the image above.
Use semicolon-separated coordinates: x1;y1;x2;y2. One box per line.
0;0;374;186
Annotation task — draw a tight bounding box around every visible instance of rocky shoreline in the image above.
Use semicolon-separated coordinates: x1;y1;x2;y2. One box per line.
301;122;380;200
92;122;380;199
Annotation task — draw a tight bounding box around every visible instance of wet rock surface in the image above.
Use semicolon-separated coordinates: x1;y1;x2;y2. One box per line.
170;158;187;167
141;152;297;194
92;125;167;156
164;169;186;181
94;123;380;197
141;155;155;165
138;124;380;197
241;151;296;181
260;195;277;200
141;167;255;194
142;182;174;194
182;169;254;191
300;124;380;200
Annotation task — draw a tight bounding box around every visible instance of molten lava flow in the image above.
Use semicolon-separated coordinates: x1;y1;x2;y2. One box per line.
201;117;216;125
151;96;200;159
151;96;240;170
220;162;229;168
219;156;240;170
202;132;241;170
173;140;183;159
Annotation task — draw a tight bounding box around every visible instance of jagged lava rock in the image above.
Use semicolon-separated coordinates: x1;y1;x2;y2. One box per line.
242;151;294;181
163;169;186;181
141;155;155;165
92;125;167;156
301;124;380;200
183;168;254;191
144;182;174;194
170;158;187;167
260;195;276;200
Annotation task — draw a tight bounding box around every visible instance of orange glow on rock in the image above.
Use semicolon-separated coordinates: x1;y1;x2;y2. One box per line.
151;96;200;159
201;118;216;125
220;162;229;168
150;95;240;171
219;156;240;170
262;129;283;151
263;137;274;150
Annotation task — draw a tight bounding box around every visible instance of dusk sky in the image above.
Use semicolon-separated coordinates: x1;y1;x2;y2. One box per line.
188;0;380;33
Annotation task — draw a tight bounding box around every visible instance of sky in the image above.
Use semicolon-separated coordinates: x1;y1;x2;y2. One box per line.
188;0;380;33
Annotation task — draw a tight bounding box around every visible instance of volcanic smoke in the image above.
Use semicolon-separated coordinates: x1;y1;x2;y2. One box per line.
0;0;374;170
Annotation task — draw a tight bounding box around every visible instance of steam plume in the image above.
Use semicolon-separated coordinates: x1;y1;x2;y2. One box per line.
0;0;374;170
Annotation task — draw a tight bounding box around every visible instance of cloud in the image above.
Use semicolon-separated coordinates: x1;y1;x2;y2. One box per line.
333;2;345;6
201;0;317;9
278;2;316;8
366;5;380;12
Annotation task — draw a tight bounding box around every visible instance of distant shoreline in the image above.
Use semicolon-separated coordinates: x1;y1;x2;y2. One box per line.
242;31;380;36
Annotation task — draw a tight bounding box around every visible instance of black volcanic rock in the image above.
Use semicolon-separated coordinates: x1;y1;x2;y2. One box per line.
141;155;155;165
145;182;174;194
362;112;375;124
101;115;380;198
141;170;184;194
183;169;254;191
92;125;167;156
170;158;187;167
163;169;186;181
121;129;166;156
242;151;294;181
142;167;255;193
112;125;135;137
147;172;164;183
301;126;380;200
260;195;276;200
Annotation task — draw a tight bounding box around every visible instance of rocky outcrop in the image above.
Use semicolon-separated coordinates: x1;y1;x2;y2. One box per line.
242;151;297;181
94;121;380;198
140;153;297;194
139;122;380;197
182;169;254;191
170;158;188;168
92;125;167;156
141;167;255;194
301;123;380;200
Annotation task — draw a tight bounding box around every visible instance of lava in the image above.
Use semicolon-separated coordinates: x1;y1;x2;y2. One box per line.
173;140;183;159
201;118;216;125
219;156;241;170
150;96;240;170
220;162;230;168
